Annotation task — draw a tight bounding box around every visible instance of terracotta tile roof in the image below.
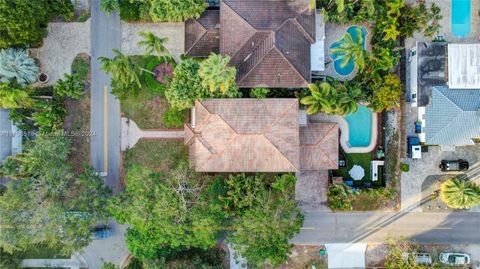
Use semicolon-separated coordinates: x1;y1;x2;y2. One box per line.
186;99;339;172
186;99;300;172
185;10;220;57
300;123;339;170
220;0;314;88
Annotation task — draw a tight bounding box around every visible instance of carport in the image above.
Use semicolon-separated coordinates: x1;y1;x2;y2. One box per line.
325;243;367;269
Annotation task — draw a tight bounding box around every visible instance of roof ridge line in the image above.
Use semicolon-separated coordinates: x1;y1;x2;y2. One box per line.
185;19;208;56
435;87;464;111
197;133;239;171
428;88;464;143
273;46;310;85
263;100;297;134
261;134;299;171
237;45;275;84
292;17;315;43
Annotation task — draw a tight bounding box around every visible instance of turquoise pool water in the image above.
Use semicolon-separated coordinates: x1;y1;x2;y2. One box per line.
452;0;470;38
329;26;368;76
344;106;372;147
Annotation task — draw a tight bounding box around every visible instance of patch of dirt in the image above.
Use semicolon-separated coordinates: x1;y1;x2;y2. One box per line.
153;63;173;84
365;244;388;267
266;245;327;269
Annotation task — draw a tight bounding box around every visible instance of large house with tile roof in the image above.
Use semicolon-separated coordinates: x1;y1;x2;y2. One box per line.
185;0;316;88
184;99;338;172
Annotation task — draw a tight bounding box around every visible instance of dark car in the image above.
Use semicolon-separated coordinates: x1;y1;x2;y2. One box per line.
440;159;469;172
91;225;113;239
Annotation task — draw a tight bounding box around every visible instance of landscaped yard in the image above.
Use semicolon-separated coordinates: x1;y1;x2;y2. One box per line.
123;139;188;173
120;55;187;129
333;153;383;186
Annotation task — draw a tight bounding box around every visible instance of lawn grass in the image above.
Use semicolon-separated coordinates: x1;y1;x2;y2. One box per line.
333;153;376;186
15;246;70;259
121;55;187;129
71;54;90;81
124;139;188;173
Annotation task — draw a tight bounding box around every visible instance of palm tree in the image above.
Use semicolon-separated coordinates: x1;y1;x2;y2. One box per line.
198;53;237;95
137;31;170;62
440;178;480;209
330;27;366;71
300;82;337;115
98;49;142;89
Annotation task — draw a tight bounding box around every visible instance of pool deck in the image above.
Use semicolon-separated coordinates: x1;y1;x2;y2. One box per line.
324;23;373;81
405;0;480;47
308;111;378;154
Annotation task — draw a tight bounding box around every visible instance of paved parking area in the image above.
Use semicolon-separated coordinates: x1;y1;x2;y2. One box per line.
295;171;330;212
400;144;480;211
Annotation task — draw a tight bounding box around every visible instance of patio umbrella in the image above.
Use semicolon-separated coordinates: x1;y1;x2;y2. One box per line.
349;165;365;180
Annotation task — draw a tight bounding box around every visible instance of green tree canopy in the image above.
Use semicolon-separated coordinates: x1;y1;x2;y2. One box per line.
0;0;74;48
330;27;366;70
137;31;170;61
440;178;480;209
300;81;361;115
54;73;85;100
165;58;203;110
148;0;207;22
0;135;111;254
198;53;238;96
109;162;225;259
0;83;33;109
369;74;402;112
225;174;304;268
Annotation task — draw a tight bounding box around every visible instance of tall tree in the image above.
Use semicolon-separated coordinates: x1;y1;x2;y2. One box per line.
137;31;170;61
0;136;111;254
330;27;366;70
0;0;74;48
110;162;225;259
300;82;358;115
440;178;480;209
227;174;304;268
198;54;238;96
165;58;203;110
148;0;207;22
370;74;402;112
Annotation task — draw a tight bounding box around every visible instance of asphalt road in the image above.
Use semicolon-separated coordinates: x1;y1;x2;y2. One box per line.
292;211;480;244
90;0;122;193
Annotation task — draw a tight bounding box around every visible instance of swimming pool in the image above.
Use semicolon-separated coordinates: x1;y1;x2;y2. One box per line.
344;106;372;147
329;26;368;76
452;0;470;38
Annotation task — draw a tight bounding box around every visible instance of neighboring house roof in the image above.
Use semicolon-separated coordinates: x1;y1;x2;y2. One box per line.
300;123;338;170
447;44;480;89
185;99;339;172
185;10;220;57
425;86;480;145
220;0;315;88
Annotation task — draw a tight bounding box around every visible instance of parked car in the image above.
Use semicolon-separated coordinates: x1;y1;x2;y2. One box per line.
91;225;113;239
439;252;471;265
407;136;421;159
440;159;469;172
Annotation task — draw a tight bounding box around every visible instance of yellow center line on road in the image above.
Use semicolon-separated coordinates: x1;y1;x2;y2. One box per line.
104;85;108;173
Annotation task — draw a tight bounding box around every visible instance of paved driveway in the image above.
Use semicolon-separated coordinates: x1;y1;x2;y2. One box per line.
400;145;480;211
295;171;330;212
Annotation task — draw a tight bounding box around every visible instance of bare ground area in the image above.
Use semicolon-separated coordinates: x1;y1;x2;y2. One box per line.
266;245;328;269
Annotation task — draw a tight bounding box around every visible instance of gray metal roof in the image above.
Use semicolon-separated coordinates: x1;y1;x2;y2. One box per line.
425;86;480;145
0;109;12;161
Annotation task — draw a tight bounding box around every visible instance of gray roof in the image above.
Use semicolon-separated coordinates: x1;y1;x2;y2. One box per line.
0;109;12;161
425;86;480;145
416;42;447;107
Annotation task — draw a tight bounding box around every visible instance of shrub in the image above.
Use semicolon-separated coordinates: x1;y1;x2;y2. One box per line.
142;57;174;93
161;108;184;129
71;55;90;81
119;0;146;21
165;58;202;110
0;48;40;86
148;0;207;22
250;87;270;99
198;53;237;96
100;0;120;16
54;73;85;100
400;163;409;172
327;184;353;211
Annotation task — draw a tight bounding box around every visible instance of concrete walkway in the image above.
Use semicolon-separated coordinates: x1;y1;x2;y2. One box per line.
308;112;378;153
21;256;87;269
121;117;184;150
